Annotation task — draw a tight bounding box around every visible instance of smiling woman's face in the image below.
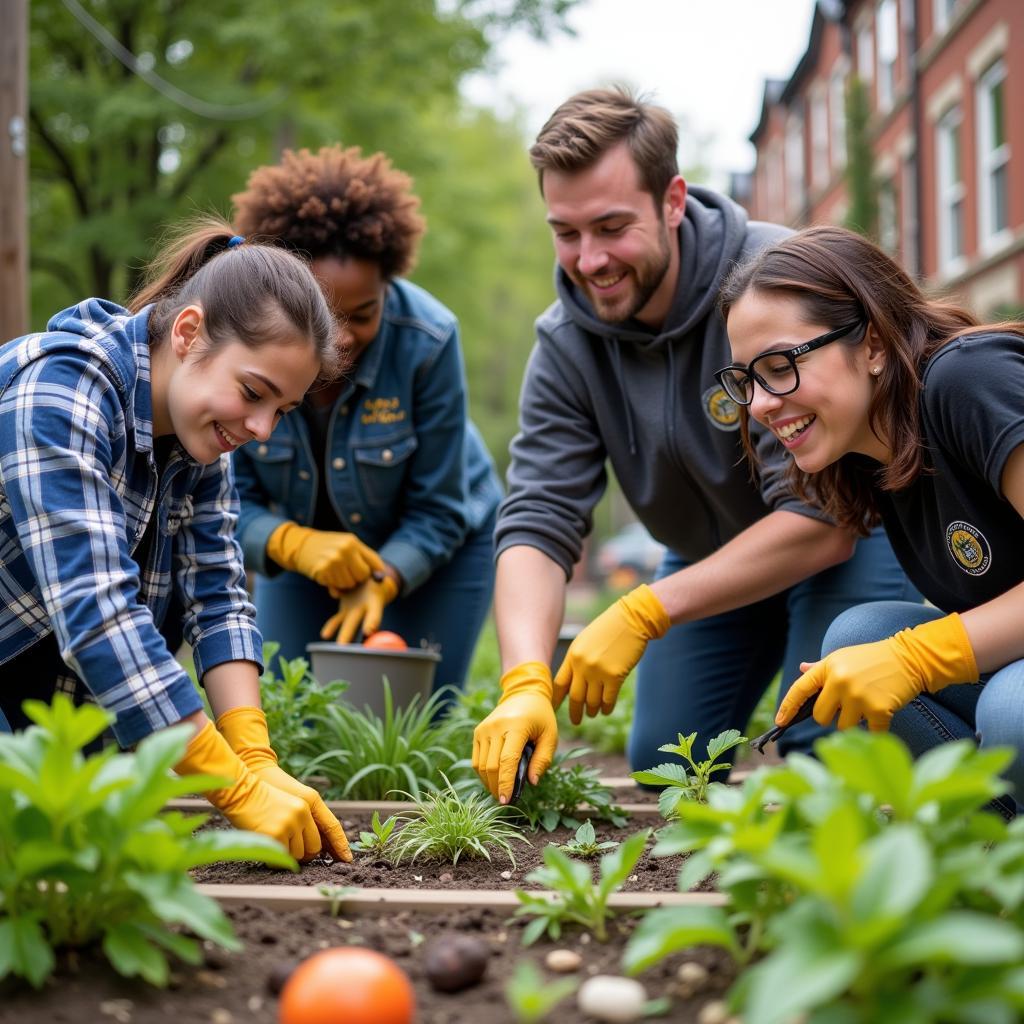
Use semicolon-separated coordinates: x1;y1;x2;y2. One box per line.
726;289;889;471
311;256;386;362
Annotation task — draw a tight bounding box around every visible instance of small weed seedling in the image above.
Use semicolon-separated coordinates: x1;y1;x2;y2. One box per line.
512;747;628;832
317;885;358;917
557;820;619;859
350;810;400;859
514;828;650;943
0;696;295;989
389;775;529;867
505;958;579;1023
631;729;747;819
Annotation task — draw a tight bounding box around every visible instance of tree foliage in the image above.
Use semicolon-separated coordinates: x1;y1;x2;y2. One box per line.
843;75;878;240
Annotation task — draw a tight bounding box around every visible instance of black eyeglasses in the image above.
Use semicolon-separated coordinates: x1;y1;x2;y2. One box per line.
715;319;867;407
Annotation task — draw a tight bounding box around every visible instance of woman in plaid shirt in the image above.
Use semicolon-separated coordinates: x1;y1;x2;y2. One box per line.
0;217;353;862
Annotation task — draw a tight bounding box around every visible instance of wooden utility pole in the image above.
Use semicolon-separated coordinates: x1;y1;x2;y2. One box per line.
1;0;29;340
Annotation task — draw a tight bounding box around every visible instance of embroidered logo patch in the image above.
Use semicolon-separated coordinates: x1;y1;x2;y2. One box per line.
702;385;740;431
945;521;991;576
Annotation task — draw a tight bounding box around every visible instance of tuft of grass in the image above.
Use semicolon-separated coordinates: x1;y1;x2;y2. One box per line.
388;775;530;867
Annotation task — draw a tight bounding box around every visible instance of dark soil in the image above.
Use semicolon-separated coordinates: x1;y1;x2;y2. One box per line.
192;812;714;894
0;903;737;1024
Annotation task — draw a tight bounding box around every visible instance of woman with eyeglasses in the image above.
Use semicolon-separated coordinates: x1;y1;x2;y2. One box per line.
719;224;1024;811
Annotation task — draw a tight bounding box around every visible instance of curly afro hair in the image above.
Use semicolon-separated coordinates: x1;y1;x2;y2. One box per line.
232;145;426;280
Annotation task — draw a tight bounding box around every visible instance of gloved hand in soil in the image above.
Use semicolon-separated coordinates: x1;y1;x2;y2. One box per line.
214;706;353;862
266;521;383;592
777;613;979;732
319;572;399;645
553;584;670;725
175;718;325;860
473;661;558;803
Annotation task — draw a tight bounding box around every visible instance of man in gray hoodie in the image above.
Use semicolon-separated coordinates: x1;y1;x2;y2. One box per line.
472;87;919;803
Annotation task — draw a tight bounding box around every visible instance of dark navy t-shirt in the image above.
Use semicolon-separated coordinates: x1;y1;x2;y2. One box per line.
874;331;1024;613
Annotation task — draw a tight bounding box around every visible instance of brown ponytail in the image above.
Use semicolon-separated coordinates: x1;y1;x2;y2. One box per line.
129;214;341;380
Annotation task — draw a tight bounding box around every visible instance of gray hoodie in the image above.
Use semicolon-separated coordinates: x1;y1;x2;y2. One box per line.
496;185;823;578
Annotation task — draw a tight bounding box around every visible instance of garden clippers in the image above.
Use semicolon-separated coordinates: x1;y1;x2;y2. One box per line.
510;740;536;804
750;693;819;754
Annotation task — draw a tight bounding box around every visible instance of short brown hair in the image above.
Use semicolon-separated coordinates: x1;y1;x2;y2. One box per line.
232;145;426;280
719;225;1022;534
529;87;679;200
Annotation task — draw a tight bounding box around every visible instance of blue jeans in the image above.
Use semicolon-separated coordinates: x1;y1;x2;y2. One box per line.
254;510;496;695
821;601;1024;817
628;527;921;772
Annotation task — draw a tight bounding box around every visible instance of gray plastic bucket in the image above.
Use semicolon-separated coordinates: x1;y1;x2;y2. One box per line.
306;642;441;717
551;623;583;675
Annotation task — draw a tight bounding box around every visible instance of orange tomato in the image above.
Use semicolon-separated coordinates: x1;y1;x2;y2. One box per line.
278;947;415;1024
363;630;408;651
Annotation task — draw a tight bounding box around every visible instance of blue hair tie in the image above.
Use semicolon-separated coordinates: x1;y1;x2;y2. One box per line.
228;234;245;248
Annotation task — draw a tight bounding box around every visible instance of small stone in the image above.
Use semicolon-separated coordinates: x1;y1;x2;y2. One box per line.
423;934;490;993
336;919;355;929
545;949;582;973
577;975;648;1022
246;996;264;1013
580;932;591;944
413;874;423;882
500;870;513;880
195;970;227;989
697;1000;731;1024
99;1000;133;1023
210;1011;233;1024
438;872;454;883
676;960;711;997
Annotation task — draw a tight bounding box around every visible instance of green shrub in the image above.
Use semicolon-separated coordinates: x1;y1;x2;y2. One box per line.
0;696;295;988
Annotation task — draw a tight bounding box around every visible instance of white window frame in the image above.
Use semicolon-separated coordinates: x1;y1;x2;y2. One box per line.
829;66;847;168
877;0;899;112
934;0;958;34
810;86;829;190
976;58;1011;254
936;105;965;275
857;23;875;85
878;178;899;254
785;111;805;218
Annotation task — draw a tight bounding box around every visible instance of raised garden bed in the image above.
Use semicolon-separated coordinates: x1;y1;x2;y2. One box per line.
0;902;737;1024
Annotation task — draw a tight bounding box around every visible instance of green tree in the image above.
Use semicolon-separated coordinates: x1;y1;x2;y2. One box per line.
843;75;877;239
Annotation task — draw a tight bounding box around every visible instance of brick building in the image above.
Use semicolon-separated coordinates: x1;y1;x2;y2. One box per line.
743;0;1023;317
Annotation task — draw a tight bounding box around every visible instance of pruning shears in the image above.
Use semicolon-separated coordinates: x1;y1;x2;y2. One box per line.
750;693;819;755
510;740;536;804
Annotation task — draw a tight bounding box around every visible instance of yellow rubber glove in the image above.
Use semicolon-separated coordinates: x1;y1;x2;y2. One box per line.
174;719;319;860
320;574;399;644
472;662;559;803
777;613;979;732
215;706;352;862
267;521;384;592
553;584;670;725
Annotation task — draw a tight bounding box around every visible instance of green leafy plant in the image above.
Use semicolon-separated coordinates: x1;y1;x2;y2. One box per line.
258;643;350;777
350;809;400;858
317;884;358;917
512;747;628;832
557;820;619;859
388;775;530;867
298;680;475;800
514;828;650;943
505;958;580;1022
624;731;1024;1024
0;696;295;989
631;729;747;818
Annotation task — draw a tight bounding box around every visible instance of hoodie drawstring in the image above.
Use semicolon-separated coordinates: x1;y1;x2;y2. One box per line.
609;337;638;456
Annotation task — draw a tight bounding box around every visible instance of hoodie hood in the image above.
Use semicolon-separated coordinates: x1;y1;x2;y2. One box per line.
554;184;750;347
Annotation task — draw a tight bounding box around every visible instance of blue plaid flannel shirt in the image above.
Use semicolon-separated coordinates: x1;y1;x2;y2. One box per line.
0;299;261;745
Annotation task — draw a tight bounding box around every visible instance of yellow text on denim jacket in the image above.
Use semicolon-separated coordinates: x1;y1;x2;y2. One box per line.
361;396;406;426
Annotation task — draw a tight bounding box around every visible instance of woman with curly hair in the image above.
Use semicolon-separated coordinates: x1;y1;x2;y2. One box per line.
231;145;502;694
719;225;1024;814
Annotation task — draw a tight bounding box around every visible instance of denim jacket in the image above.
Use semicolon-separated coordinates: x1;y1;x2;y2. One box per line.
0;300;260;745
234;279;502;593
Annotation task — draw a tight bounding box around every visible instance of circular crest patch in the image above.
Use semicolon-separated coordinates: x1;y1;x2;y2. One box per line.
945;521;991;576
702;385;740;431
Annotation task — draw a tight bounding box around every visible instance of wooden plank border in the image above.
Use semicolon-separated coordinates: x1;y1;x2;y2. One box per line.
197;883;725;913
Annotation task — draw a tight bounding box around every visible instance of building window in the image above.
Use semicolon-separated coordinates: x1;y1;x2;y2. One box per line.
830;68;847;169
976;59;1010;251
877;0;899;111
857;24;874;85
811;88;829;189
936;105;965;273
901;153;918;276
786;111;805;218
934;0;959;34
878;178;899;254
